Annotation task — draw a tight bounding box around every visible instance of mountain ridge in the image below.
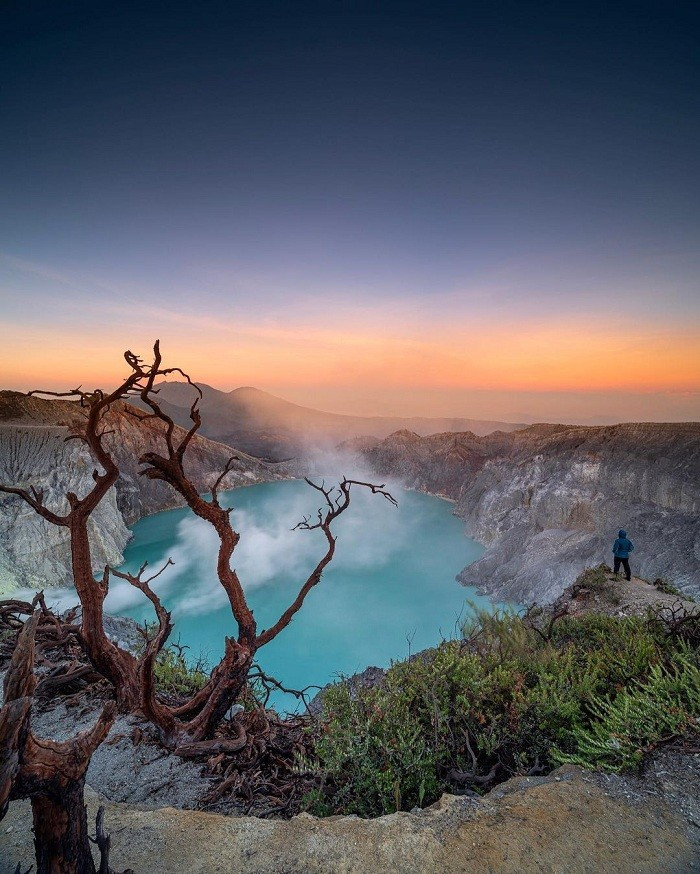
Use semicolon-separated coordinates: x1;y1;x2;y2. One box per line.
2;388;698;606
149;379;526;460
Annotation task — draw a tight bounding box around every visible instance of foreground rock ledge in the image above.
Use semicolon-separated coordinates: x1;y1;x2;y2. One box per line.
1;764;697;873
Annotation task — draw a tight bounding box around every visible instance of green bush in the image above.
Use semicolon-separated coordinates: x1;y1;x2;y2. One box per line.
309;605;700;817
151;646;209;697
552;647;700;771
653;577;695;601
137;627;209;698
579;565;612;589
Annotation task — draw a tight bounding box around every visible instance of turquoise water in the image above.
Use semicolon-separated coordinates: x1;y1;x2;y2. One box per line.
107;479;488;711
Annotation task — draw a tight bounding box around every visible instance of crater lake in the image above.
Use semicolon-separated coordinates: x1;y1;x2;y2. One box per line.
106;479;490;710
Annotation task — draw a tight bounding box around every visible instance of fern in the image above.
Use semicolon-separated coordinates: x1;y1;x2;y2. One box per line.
552;651;700;771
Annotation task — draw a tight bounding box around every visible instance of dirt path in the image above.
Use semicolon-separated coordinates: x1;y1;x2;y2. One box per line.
553;571;698;619
609;574;697;613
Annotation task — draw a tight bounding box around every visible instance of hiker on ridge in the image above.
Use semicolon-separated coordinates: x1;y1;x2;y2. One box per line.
612;529;634;581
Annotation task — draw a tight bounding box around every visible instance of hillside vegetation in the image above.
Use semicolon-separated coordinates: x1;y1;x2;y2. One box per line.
308;569;700;817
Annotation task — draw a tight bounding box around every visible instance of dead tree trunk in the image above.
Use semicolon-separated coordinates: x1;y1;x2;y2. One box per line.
69;516;140;710
0;613;128;874
0;373;145;711
0;341;397;752
31;782;97;874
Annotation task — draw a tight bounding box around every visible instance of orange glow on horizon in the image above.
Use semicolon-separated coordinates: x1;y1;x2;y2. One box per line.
2;318;698;399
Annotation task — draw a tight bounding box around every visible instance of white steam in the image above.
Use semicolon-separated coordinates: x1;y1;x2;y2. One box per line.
14;448;410;623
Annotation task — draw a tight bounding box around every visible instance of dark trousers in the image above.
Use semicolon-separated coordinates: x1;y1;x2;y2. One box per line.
613;556;631;581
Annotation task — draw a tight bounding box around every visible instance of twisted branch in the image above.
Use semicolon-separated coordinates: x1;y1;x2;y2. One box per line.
256;478;396;648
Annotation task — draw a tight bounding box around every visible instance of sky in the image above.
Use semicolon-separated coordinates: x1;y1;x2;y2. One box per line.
1;1;698;423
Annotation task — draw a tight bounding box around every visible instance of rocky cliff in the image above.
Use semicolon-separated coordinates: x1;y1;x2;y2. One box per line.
3;757;699;873
0;392;281;590
357;422;700;603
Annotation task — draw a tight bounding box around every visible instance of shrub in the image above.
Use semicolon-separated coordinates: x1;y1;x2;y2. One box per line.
152;645;209;697
579;565;612;589
654;577;695;601
553;647;700;770
309;604;700;817
137;628;209;698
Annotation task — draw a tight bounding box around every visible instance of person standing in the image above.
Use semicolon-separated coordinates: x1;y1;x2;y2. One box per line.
612;529;634;581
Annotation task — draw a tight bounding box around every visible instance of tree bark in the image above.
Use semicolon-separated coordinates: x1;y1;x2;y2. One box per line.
0;613;119;874
69;517;139;711
31;779;95;874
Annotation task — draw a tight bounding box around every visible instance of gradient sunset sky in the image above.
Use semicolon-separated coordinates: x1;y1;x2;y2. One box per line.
1;1;698;423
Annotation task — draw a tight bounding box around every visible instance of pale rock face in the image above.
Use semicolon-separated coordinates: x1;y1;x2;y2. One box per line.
360;422;700;603
0;394;282;589
0;425;129;589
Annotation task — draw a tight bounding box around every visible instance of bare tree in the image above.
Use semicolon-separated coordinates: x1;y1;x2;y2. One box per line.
0;612;130;874
0;342;396;753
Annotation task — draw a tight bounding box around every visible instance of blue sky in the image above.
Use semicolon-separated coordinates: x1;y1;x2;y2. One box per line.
1;1;698;421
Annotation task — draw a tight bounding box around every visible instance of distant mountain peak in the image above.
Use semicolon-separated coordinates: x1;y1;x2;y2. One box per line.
229;386;276;398
388;428;421;440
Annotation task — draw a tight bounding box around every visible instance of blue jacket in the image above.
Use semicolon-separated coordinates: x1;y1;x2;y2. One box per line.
612;530;634;559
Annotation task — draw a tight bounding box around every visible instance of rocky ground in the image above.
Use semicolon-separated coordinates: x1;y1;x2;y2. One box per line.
551;569;699;619
1;752;698;873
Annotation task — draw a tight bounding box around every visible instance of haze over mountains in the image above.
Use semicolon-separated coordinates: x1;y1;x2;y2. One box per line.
148;381;525;461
